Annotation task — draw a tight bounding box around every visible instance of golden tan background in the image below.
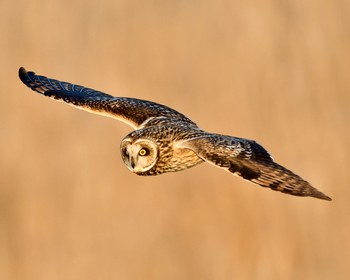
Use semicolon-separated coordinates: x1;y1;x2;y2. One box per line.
1;0;349;279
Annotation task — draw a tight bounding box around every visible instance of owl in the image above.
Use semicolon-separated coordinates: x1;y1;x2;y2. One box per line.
19;67;331;201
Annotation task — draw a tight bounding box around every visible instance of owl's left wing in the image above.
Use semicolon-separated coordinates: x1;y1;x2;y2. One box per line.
179;134;331;200
19;67;196;129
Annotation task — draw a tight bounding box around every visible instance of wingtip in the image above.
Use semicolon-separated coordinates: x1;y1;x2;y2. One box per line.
322;195;332;201
18;67;29;83
313;191;332;201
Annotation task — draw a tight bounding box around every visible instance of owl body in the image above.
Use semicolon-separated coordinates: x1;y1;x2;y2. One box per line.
122;124;204;175
19;67;331;200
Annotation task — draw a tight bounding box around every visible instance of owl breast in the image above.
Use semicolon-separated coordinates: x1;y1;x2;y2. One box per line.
166;147;204;172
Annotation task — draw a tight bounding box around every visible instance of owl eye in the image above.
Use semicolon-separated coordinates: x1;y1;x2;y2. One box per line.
123;148;129;156
139;148;149;156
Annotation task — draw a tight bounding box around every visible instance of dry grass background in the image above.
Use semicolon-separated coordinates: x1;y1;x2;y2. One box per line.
0;0;349;279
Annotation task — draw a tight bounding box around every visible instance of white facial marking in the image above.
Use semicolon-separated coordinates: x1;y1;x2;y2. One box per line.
121;138;158;173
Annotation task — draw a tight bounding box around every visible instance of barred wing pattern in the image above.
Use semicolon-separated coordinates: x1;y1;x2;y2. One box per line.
19;67;196;129
181;135;331;200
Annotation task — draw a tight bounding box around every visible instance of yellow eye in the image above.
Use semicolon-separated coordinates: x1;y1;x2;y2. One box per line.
139;148;148;156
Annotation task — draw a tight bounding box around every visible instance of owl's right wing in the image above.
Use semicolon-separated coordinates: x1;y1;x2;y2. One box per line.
19;67;196;129
179;134;331;200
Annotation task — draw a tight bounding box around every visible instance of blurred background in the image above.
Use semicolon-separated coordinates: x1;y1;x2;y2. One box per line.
1;0;349;279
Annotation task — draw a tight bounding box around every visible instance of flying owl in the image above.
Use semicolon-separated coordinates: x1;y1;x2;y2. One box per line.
18;67;331;201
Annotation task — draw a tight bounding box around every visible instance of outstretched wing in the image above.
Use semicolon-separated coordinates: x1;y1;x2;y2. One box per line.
180;134;331;200
19;67;196;129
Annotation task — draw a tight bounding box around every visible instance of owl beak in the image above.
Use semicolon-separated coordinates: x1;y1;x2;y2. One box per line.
130;157;135;169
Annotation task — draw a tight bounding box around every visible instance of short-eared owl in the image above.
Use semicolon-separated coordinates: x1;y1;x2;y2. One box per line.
19;67;331;201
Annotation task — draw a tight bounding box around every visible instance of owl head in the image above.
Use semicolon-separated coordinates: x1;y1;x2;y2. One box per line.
120;137;159;174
